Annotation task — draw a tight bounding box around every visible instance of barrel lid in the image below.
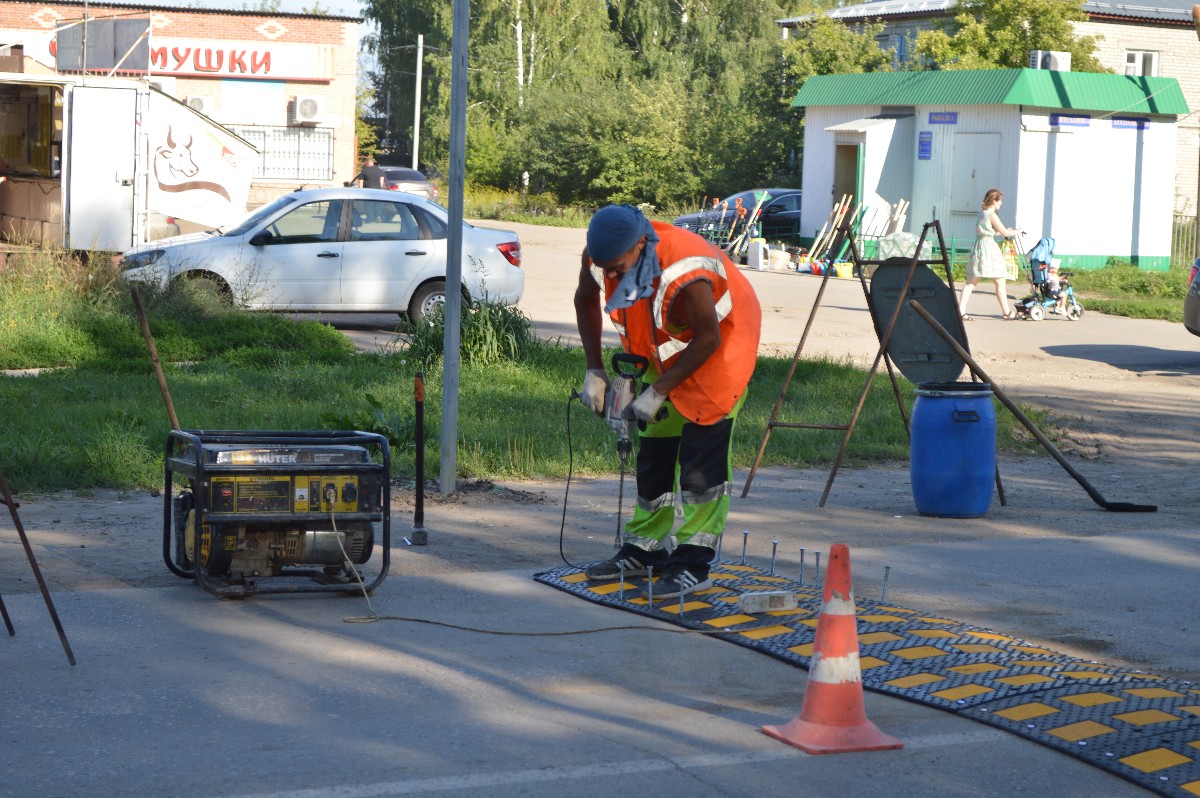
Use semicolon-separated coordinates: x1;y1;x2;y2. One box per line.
868;260;968;385
916;381;993;397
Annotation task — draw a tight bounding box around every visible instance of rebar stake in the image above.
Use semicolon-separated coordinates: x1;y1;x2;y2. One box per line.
647;565;655;603
618;561;626;602
815;551;822;588
741;529;750;565
678;590;685;616
411;373;428;545
769;538;779;576
799;547;806;586
882;566;891;603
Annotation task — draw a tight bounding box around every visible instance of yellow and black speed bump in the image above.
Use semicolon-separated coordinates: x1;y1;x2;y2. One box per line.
534;561;1200;797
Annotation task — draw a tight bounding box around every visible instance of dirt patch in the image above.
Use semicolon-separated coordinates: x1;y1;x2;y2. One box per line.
390;477;549;506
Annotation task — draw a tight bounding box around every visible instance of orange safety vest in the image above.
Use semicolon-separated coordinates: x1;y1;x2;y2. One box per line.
591;221;761;425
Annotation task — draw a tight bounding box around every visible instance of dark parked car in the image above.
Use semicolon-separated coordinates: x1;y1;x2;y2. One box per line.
673;189;802;246
1186;257;1200;336
380;167;438;201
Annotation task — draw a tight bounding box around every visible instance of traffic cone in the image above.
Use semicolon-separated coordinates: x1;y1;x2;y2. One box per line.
762;543;903;754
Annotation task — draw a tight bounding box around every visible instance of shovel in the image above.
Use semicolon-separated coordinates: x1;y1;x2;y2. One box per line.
909;300;1156;513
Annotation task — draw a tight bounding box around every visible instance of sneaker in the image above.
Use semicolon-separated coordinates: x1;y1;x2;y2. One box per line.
651;568;713;600
584;545;666;581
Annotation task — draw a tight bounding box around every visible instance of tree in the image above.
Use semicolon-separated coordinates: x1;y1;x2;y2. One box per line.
355;84;379;159
361;0;888;206
913;0;1105;72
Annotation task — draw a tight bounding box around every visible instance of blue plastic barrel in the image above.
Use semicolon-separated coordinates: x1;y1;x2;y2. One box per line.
910;382;996;518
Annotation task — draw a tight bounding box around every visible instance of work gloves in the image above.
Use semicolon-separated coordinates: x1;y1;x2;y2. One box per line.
580;369;609;416
629;386;667;423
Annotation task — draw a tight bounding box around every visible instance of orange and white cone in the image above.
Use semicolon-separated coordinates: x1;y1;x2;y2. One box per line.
762;543;903;754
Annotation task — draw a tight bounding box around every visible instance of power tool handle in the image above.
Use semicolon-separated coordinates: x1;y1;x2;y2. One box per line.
631;405;670;431
610;352;648;380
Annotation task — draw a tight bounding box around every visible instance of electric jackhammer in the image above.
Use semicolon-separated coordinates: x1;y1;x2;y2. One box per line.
605;352;648;468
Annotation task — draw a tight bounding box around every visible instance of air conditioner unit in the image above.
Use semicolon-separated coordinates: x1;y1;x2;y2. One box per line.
1029;50;1071;71
148;76;177;96
185;95;215;114
1047;51;1072;71
290;95;325;126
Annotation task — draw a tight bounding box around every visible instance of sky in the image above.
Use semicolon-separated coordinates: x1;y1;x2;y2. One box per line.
142;0;369;23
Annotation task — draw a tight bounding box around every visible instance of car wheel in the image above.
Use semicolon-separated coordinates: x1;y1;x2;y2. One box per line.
183;273;233;306
1028;304;1045;321
408;280;447;325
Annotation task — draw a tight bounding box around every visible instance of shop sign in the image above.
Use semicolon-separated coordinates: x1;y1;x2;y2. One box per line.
1111;117;1149;130
1051;113;1090;127
148;39;334;81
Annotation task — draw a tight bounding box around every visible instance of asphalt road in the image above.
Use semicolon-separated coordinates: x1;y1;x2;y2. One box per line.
5;220;1199;797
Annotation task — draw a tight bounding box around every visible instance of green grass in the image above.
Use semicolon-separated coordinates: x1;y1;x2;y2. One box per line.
935;254;1189;323
461;184;691;227
1064;259;1188;322
0;239;1049;493
0;340;1046;493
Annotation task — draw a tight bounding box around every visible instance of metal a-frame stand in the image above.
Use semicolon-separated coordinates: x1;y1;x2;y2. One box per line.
0;467;76;665
743;219;1002;507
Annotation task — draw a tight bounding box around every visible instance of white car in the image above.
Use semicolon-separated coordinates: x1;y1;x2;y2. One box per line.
119;188;524;325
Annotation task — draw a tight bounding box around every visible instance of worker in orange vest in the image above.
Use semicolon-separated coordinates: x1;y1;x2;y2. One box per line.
575;204;762;600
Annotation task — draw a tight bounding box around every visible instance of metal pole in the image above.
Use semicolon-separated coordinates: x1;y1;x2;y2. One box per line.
411;34;423;170
0;470;75;665
411;372;428;544
438;0;469;495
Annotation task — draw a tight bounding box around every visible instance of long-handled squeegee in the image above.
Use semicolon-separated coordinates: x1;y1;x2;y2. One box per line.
909;299;1156;513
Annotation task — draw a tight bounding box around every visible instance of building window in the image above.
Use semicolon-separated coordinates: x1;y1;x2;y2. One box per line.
227;125;334;181
1125;51;1159;77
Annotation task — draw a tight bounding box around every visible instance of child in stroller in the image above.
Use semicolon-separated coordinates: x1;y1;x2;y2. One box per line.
1014;236;1084;321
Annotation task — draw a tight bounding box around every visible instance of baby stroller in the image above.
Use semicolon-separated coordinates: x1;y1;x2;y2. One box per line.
1014;236;1083;321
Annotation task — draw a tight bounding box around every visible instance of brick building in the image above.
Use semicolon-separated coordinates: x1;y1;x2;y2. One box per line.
0;0;362;206
780;0;1200;220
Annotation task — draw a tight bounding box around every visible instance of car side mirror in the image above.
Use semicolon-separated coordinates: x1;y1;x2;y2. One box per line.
249;231;273;247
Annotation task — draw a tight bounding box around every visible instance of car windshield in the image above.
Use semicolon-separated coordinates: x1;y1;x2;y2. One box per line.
223;195;302;236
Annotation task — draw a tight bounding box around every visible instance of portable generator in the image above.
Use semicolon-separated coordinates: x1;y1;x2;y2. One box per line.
162;429;391;597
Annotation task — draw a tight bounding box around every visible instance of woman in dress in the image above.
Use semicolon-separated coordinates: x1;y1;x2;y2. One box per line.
959;188;1022;320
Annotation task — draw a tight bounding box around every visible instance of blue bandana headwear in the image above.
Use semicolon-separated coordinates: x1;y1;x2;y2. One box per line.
587;204;661;313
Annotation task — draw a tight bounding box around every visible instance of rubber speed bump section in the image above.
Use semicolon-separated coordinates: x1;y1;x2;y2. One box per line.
962;681;1200;797
533;559;1200;796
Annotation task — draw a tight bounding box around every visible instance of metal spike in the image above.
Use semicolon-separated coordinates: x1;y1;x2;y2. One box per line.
799;547;806;586
740;529;749;565
882;565;891;603
647;565;654;603
815;551;822;588
618;561;625;601
769;538;779;576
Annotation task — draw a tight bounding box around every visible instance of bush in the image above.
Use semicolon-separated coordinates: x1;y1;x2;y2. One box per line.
405;301;545;368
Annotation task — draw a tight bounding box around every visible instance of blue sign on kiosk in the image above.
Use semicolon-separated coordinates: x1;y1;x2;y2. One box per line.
918;131;932;160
